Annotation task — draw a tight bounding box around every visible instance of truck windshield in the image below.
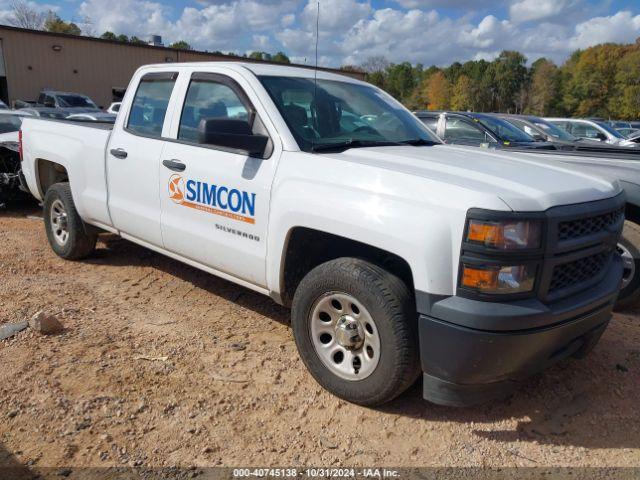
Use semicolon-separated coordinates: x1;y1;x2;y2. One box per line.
57;94;97;109
259;76;440;152
595;121;626;139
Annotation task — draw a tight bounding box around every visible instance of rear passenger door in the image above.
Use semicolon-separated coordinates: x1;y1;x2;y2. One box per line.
107;71;179;247
159;70;278;288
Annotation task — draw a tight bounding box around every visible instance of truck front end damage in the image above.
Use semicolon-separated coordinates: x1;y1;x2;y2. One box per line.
418;193;625;406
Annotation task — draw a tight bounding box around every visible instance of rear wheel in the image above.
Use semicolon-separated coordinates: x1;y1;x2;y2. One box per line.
44;182;97;260
291;258;420;406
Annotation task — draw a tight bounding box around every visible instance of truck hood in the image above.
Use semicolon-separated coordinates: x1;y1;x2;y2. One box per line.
322;144;619;211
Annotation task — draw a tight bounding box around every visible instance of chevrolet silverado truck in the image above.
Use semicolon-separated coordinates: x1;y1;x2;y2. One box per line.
20;62;625;407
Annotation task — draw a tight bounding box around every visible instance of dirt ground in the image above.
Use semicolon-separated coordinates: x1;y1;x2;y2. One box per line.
1;202;639;470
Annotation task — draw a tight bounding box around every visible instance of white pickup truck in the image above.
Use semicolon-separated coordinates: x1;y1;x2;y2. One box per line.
20;62;625;407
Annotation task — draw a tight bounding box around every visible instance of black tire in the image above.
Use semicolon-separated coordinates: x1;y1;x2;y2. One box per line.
43;182;97;260
291;257;420;406
615;220;640;311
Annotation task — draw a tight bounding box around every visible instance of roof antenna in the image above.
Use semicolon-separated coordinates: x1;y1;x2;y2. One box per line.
311;0;320;150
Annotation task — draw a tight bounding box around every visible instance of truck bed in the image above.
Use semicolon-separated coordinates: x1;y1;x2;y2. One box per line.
35;118;115;130
20;116;113;227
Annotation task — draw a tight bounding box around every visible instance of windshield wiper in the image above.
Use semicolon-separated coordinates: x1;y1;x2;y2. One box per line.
398;138;440;146
310;139;403;153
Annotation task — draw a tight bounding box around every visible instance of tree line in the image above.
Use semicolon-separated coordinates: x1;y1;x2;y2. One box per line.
353;39;640;120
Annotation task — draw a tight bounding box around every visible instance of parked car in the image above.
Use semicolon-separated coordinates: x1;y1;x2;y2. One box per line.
19;107;72;119
497;114;640;157
626;131;640;144
67;112;117;123
0;110;32;204
16;90;101;113
107;102;121;114
20;62;624;407
0;100;9;110
545;118;638;147
415;111;557;150
616;127;639;138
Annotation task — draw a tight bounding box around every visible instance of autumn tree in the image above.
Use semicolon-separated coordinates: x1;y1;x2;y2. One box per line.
450;75;473;111
44;12;81;35
527;58;560;116
424;71;451;110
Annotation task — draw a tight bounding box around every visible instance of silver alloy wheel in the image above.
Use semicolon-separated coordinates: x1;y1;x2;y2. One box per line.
309;291;380;381
618;242;636;290
50;199;69;247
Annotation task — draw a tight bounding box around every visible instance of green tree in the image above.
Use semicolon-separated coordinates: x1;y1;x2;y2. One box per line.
491;51;528;112
271;51;291;64
366;71;386;89
249;51;270;61
169;40;192;50
386;62;418;102
43;12;81;35
129;36;146;45
450;75;473;111
116;34;129;42
100;31;117;41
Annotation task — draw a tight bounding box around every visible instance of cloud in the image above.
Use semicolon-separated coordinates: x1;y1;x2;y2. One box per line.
509;0;588;24
71;0;640;69
569;10;640;49
393;0;497;8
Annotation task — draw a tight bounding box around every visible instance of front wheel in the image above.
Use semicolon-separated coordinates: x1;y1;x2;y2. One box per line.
291;258;420;406
615;221;640;311
44;182;97;260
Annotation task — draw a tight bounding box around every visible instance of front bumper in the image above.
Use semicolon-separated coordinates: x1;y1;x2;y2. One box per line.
418;255;622;407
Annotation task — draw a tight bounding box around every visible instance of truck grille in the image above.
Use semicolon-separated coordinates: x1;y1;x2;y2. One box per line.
558;207;624;241
549;251;612;294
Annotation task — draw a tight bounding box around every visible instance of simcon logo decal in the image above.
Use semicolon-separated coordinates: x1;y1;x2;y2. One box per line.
167;174;256;224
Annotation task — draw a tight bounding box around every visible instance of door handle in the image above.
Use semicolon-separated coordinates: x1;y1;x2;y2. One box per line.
162;159;186;172
110;148;128;159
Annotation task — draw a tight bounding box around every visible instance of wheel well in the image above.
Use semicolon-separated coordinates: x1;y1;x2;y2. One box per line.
626;203;640;225
37;159;68;196
280;227;414;307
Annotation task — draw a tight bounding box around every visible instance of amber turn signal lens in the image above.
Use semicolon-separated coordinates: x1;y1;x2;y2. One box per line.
461;266;498;290
467;222;503;246
461;264;536;294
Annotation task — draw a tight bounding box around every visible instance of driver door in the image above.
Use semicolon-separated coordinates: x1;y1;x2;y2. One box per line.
159;70;277;287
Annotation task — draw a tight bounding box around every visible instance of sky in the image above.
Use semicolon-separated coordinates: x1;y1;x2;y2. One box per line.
1;0;640;68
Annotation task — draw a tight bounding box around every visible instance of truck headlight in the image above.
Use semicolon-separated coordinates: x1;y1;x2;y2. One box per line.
466;219;542;250
461;264;536;294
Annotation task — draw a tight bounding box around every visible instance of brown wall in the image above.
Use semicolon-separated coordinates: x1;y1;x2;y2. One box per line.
0;26;365;109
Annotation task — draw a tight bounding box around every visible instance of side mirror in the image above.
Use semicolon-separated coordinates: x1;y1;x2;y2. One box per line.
198;118;268;157
595;132;607;141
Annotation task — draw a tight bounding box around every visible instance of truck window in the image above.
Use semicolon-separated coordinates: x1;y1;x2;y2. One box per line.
127;73;177;138
178;78;249;143
444;117;487;144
